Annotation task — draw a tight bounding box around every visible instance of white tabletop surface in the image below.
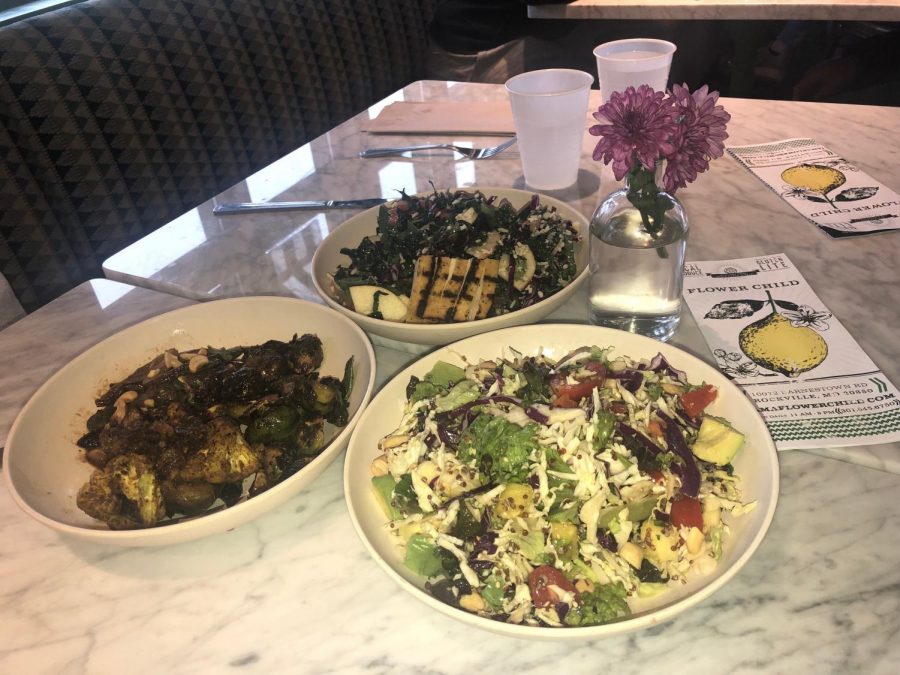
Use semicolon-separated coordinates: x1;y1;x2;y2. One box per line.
0;279;899;673
103;80;900;474
528;0;900;20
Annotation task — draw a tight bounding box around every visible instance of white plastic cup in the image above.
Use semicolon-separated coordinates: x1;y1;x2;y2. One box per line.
505;69;593;191
593;38;677;103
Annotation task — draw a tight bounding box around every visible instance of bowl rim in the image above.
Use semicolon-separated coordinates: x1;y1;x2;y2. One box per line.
2;295;376;545
343;323;780;639
310;185;590;337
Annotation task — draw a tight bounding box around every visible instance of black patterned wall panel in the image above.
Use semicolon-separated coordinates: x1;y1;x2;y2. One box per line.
0;0;436;311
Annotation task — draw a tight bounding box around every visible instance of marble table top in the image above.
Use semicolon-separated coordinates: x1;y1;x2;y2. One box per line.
103;80;900;474
0;279;899;673
528;0;900;21
0;280;195;446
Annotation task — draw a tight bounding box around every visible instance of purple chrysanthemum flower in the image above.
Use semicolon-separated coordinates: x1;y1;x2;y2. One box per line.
663;83;731;192
589;85;678;181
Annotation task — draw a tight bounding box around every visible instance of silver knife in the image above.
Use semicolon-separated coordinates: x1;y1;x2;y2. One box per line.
213;198;387;215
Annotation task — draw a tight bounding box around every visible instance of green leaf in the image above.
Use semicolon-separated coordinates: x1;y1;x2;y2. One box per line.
459;414;537;483
481;573;507;610
403;534;445;577
565;582;631;626
434;379;481;412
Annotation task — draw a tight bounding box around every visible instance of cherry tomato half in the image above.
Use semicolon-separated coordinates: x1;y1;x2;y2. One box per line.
646;419;664;439
553;394;578;409
527;565;578;608
669;496;704;531
583;361;608;377
550;367;606;407
679;384;718;419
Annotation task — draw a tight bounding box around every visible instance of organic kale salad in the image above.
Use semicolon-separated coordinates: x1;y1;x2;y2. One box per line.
370;346;756;628
331;189;580;324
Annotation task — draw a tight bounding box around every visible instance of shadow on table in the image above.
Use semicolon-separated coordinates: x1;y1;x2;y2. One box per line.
510;168;601;202
58;467;356;580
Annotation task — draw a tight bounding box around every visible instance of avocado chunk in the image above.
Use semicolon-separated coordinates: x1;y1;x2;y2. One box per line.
371;474;401;519
426;360;467;387
691;416;744;466
550;521;579;559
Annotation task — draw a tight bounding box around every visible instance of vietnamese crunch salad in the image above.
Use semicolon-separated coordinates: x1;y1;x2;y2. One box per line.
370;347;756;628
332;189;579;324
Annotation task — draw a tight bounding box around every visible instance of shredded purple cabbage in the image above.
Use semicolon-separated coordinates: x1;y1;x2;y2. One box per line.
675;406;701;429
597;530;618;552
657;411;700;497
442;395;522;420
555;345;592;369
584;397;595;418
643;353;688;383
616;422;661;458
467;558;493;573
524;406;549;424
607;368;644;393
437;423;460;447
473;532;498;555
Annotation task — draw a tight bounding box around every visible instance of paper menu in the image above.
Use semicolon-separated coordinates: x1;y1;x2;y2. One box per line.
727;138;900;238
366;101;516;135
682;253;900;450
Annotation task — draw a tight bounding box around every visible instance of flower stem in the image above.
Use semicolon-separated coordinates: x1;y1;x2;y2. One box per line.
626;163;671;259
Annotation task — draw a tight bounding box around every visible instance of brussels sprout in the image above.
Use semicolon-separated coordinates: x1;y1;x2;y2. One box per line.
289;334;324;374
294;419;325;455
244;351;289;384
245;405;300;443
304;376;350;426
162;480;217;516
219;367;266;402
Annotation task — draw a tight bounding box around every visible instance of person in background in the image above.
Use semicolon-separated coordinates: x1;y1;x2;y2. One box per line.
754;21;811;83
426;0;726;90
792;25;900;105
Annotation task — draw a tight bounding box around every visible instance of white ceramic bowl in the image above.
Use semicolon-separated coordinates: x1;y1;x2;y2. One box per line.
311;187;589;346
344;324;779;639
3;297;375;547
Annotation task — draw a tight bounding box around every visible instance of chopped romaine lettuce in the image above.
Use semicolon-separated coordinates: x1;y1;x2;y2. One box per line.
458;414;537;483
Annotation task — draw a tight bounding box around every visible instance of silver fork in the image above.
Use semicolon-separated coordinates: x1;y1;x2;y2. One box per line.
359;136;517;160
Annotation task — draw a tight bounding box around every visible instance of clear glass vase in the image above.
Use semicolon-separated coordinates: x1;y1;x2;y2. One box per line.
588;163;688;342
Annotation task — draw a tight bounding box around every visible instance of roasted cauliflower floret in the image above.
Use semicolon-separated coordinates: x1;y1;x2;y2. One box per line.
76;453;166;528
179;417;261;484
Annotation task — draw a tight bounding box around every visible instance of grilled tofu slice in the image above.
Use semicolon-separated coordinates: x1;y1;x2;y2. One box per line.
454;258;499;322
405;255;437;323
406;255;499;323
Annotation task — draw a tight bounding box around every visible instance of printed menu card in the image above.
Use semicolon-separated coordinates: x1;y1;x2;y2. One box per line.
683;253;900;450
727;138;900;238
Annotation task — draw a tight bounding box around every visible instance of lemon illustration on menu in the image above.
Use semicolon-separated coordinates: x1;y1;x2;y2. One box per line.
781;164;845;194
739;291;827;378
781;164;847;207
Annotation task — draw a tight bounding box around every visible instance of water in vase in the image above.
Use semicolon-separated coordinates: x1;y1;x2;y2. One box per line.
589;205;686;342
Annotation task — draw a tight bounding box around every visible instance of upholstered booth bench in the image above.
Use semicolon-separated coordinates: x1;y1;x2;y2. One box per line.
0;0;435;313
